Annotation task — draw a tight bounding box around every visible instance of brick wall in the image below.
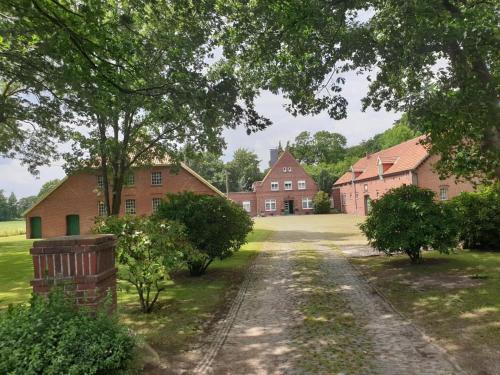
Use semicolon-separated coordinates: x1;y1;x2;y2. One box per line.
228;192;257;216
31;234;117;312
26;165;220;238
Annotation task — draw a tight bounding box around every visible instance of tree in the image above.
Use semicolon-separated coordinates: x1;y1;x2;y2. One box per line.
155;192;253;276
360;185;459;263
37;179;61;198
184;152;226;192
220;1;499;181
17;196;38;215
7;193;17;219
290;131;346;164
226;148;263;192
2;1;271;215
94;215;190;313
313;191;331;214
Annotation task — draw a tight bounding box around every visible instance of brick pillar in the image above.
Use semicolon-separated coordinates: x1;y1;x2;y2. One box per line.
30;234;117;312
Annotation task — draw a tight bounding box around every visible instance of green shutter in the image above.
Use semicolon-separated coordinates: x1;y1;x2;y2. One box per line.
30;217;42;239
66;215;80;235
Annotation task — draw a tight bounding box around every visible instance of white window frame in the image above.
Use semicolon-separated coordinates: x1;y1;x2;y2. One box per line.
97;175;104;189
284;181;292;190
152;197;162;212
271;181;279;191
282;167;287;173
287;167;292;172
302;197;313;209
151;171;162;186
242;201;251;213
364;183;368;192
298;180;306;190
265;199;277;211
97;201;107;216
439;186;448;201
125;199;136;215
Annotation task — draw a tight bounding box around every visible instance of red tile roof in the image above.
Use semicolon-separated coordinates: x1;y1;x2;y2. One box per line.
334;136;428;185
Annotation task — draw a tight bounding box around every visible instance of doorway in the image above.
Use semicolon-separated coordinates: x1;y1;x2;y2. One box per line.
66;215;80;235
30;217;42;239
284;200;294;215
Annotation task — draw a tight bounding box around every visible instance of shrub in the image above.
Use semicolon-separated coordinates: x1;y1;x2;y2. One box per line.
359;185;459;263
155;192;253;276
313;191;331;214
0;290;135;375
94;215;190;312
449;183;500;250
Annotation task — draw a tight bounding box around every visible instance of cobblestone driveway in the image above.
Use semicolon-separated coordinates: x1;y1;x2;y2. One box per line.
193;215;464;375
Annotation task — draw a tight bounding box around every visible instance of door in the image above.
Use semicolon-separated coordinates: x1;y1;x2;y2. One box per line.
288;200;294;214
30;217;42;239
364;195;372;215
66;215;80;235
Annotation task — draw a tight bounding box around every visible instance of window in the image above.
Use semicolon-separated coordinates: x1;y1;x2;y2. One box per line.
242;201;251;213
302;197;313;209
151;171;162;185
377;160;383;179
341;193;347;206
284;181;292;190
439;186;448;201
124;173;135;186
265;199;277;211
287;167;292;172
298;180;306;190
125;199;136;214
152;197;162;213
282;167;287;173
98;201;107;216
97;175;104;189
271;181;279;191
364;184;368;192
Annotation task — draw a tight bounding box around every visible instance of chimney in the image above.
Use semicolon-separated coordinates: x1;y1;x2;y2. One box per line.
269;148;279;167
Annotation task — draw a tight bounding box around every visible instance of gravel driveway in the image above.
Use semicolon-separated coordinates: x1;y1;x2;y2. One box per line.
193;215;464;375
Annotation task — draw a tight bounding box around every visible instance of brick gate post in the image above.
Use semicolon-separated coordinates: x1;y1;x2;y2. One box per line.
30;234;117;312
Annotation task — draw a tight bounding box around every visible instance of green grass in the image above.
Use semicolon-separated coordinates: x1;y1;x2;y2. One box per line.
0;220;26;237
351;250;500;374
0;235;33;306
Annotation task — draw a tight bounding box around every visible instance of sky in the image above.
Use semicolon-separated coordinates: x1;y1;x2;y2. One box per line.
0;70;400;198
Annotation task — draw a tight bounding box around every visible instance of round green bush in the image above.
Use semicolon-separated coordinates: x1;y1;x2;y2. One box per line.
449;183;500;250
360;185;459;263
155;192;254;276
0;291;135;375
313;191;331;214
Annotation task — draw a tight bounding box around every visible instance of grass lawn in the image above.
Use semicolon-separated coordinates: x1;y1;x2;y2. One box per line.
0;220;26;237
0;235;33;306
351;250;500;375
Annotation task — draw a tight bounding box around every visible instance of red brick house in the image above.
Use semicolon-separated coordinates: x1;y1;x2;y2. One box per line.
24;163;224;238
229;150;318;216
332;136;475;215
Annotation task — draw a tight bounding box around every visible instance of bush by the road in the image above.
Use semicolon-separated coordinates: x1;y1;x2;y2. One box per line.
313;191;331;214
155;192;253;276
360;185;459;263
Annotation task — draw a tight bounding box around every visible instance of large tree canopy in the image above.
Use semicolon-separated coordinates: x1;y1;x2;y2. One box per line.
219;0;499;181
290;130;346;164
1;0;271;214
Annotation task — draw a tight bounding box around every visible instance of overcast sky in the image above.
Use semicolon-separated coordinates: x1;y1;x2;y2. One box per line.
0;70;400;198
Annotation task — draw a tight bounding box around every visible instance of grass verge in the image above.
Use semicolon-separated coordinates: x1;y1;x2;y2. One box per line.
0;220;26;237
292;249;373;374
351;250;500;375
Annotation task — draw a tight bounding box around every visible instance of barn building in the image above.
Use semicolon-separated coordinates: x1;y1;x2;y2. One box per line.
332;136;475;215
229;150;318;216
24;163;224;238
